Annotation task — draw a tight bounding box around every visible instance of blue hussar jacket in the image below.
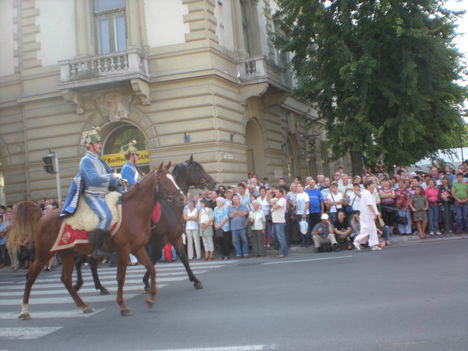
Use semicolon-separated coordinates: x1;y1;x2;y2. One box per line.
121;162;139;187
60;151;119;218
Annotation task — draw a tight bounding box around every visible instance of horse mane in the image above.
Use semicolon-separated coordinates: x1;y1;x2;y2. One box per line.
7;201;43;247
172;160;199;179
121;168;158;201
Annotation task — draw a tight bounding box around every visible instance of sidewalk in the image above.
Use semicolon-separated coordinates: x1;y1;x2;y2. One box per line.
286;232;468;254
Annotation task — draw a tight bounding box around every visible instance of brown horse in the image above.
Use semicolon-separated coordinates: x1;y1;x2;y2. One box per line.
73;156;216;293
18;163;182;319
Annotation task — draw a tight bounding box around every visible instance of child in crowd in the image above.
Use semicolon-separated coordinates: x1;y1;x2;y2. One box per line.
409;185;428;239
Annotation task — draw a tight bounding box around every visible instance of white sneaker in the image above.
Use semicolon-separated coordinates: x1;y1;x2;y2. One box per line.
371;246;382;251
429;231;435;236
436;231;442;235
353;242;361;250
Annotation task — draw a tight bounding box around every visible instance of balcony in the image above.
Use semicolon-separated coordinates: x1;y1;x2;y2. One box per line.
237;56;291;91
59;49;149;89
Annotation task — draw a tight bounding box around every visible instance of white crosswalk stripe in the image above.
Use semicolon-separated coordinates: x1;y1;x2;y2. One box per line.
0;260;237;341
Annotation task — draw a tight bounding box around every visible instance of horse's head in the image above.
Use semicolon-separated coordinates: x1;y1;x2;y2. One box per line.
154;162;185;207
172;154;216;194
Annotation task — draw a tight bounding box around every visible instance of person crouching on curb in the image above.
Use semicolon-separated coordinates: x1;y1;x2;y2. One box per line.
312;213;339;252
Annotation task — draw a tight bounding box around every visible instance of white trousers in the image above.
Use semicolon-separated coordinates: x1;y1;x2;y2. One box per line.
355;217;379;247
186;229;201;259
202;236;214;252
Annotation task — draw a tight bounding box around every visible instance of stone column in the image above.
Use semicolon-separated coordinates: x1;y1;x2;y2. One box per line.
75;0;94;56
125;0;146;49
230;0;247;57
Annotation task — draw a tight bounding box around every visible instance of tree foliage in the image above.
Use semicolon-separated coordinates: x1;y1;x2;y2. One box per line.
274;0;467;170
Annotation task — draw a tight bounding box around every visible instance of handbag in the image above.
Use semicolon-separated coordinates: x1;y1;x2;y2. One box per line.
299;219;308;235
345;194;357;214
394;214;408;225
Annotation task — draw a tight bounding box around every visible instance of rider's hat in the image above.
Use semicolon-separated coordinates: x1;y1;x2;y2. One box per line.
80;127;102;146
120;140;139;158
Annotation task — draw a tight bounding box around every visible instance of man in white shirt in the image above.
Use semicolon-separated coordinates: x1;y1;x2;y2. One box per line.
295;184;310;246
354;181;381;251
271;188;288;258
326;182;343;223
338;174;353;195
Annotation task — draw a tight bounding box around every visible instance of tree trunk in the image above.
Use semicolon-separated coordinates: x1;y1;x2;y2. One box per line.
351;151;364;176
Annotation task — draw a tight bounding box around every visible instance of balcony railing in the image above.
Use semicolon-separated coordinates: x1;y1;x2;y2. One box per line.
237;56;290;90
59;49;149;88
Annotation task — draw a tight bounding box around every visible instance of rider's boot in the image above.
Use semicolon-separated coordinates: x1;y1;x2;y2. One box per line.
89;230;108;259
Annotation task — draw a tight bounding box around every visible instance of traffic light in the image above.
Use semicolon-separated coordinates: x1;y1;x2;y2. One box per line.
42;155;55;174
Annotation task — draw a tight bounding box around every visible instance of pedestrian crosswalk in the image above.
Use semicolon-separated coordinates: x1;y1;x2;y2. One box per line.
0;260;237;341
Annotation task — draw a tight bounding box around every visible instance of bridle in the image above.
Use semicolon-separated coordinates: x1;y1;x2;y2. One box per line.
154;171;184;203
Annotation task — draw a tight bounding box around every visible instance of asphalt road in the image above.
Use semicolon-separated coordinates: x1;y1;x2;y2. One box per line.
1;238;467;351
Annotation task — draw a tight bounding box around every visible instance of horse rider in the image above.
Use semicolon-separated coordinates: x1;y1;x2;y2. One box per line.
120;140;141;188
61;127;121;258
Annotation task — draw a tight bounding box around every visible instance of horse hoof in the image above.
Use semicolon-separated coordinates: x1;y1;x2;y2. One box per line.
145;298;154;308
100;289;110;295
82;306;94;314
120;309;133;317
194;281;204;289
18;312;31;320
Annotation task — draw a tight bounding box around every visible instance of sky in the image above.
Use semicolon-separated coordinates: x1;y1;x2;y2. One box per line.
447;0;467;59
446;0;468;118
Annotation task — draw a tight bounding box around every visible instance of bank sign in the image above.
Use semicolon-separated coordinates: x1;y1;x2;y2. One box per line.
101;150;150;167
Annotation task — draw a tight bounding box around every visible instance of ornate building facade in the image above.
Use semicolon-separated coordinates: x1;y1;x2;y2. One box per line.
0;0;349;204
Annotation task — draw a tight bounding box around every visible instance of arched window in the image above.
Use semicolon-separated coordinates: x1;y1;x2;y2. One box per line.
286;136;299;179
102;124;149;174
104;125;146;154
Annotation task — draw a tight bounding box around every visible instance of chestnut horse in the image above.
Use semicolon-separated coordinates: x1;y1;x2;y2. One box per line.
18;163;182;319
73;156;216;293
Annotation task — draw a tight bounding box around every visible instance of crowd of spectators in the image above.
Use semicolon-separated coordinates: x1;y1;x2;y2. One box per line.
1;161;467;269
181;161;468;259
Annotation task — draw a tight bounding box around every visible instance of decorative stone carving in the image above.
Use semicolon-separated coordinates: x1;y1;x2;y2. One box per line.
63;90;85;115
95;92;133;121
130;79;151;105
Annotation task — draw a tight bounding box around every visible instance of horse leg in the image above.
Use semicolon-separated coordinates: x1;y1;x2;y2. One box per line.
73;255;84;292
89;256;109;295
116;249;131;316
60;253;93;313
133;246;157;307
175;240;203;289
143;240;162;293
19;252;52;320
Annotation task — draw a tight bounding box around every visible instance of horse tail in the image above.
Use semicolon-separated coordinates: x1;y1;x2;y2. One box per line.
8;201;43;248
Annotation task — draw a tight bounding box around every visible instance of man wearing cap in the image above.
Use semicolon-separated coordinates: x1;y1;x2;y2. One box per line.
311;213;339;252
120;141;140;188
77;127;120;258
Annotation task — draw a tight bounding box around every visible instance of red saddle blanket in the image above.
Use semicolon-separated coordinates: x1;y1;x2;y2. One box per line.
51;204;122;253
50;202;162;253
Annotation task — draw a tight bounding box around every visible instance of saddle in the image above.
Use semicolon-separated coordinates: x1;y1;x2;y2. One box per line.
63;191;121;232
51;192;122;252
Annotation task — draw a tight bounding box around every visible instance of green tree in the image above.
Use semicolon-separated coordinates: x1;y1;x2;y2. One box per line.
274;0;467;174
